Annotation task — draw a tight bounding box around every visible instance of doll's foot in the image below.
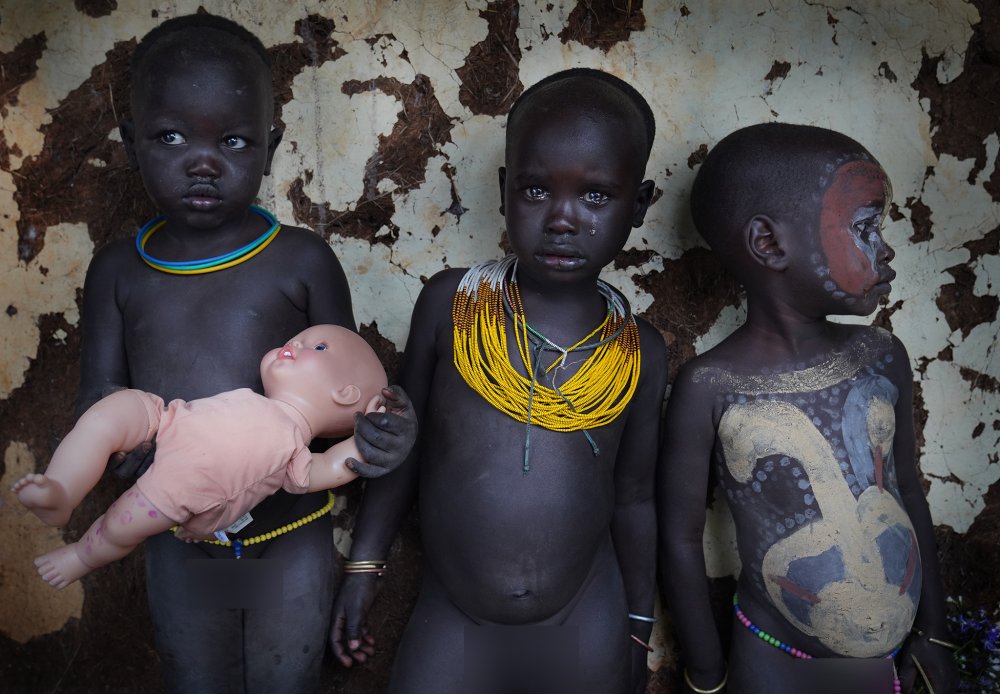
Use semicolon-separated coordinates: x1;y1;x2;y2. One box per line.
35;545;90;589
12;474;71;526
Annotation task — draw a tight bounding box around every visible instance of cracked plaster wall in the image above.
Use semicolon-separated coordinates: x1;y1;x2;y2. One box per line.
1;1;997;692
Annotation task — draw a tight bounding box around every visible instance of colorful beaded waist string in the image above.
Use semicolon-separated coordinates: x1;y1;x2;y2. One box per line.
171;491;335;558
733;593;903;693
136;205;282;274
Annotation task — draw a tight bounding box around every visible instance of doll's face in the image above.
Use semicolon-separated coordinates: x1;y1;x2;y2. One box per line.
123;47;279;232
260;325;352;404
260;325;387;436
814;159;895;315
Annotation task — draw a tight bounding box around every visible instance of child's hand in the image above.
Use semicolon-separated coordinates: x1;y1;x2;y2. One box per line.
111;438;156;480
899;634;959;693
347;385;417;478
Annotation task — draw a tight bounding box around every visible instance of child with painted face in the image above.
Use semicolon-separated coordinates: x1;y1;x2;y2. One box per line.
75;13;416;693
659;123;958;694
16;325;395;586
330;68;667;694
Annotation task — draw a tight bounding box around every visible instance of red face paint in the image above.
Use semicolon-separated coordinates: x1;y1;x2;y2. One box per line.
818;160;894;299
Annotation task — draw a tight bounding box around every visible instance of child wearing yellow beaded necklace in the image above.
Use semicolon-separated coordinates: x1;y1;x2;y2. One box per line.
70;13;416;693
331;68;668;694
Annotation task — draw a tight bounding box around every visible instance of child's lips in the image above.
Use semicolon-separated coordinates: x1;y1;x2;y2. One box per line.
536;250;585;270
185;185;221;210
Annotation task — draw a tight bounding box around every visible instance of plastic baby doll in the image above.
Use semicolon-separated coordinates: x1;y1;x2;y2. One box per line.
658;123;958;693
15;324;393;588
331;68;668;694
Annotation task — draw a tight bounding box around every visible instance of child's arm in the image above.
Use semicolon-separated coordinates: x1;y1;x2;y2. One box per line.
76;244;131;417
657;363;728;693
611;320;668;694
329;271;453;666
888;338;959;693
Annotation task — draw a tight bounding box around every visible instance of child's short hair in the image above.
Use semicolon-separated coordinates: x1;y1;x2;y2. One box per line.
690;122;875;250
131;13;272;88
507;67;656;164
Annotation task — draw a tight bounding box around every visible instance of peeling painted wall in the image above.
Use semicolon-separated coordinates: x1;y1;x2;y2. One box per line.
1;1;997;692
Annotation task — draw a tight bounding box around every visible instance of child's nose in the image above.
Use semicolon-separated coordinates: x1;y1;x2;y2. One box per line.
876;233;895;263
186;147;221;178
545;197;579;235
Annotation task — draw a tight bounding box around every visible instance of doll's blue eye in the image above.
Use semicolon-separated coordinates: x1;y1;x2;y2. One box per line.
313;343;329;351
160;131;186;145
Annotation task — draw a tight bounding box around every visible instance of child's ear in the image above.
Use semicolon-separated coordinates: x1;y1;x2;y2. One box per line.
264;127;283;176
631;179;656;228
498;167;507;216
118;118;139;170
746;215;789;271
330;384;362;407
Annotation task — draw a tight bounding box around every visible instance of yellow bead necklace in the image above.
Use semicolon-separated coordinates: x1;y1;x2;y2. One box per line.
452;255;641;472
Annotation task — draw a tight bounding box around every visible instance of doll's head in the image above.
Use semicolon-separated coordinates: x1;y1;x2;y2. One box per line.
690;122;895;315
260;325;388;438
499;68;656;284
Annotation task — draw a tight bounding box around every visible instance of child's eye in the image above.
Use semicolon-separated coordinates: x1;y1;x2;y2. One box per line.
159;131;186;145
525;186;548;200
223;135;248;150
582;191;609;205
313;343;329;351
853;217;881;239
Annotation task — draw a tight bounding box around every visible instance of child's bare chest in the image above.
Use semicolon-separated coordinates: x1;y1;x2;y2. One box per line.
118;270;310;398
698;331;920;657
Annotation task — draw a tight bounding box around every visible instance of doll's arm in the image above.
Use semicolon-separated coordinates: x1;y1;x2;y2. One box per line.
657;364;728;693
305;396;389;491
610;320;668;694
888;340;958;693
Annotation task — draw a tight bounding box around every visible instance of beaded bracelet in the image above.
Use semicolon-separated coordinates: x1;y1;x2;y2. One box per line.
343;559;387;576
683;667;727;694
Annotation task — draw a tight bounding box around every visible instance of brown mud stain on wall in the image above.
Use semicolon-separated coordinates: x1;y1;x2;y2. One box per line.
14;41;154;264
457;0;523;116
0;313;159;693
290;75;455;244
559;0;646;52
269;14;347;131
911;0;1000;198
0;32;46;170
637;247;742;382
74;0;117;18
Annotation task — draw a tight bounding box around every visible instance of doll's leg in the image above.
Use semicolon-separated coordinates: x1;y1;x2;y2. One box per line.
35;486;174;589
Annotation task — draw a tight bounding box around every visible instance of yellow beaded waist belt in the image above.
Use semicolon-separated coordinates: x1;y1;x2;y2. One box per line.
452;255;640;473
171;491;335;559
